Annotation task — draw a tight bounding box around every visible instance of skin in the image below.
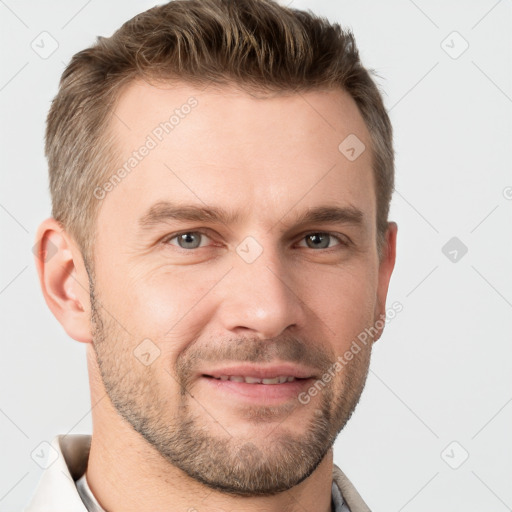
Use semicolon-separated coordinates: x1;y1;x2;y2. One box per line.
35;80;397;512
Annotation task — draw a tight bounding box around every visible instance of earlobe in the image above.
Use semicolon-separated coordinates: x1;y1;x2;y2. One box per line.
34;218;92;344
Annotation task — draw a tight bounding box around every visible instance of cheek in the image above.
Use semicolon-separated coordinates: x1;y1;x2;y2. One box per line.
111;266;224;352
310;263;378;350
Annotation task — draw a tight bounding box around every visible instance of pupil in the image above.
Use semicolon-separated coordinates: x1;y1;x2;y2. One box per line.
308;233;329;249
180;233;199;248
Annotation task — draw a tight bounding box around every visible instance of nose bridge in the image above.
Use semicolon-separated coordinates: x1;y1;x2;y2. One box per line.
218;236;306;339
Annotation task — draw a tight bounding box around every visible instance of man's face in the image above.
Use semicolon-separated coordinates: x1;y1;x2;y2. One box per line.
88;80;394;496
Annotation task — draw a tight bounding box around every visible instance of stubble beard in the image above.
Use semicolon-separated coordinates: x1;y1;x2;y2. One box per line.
88;277;372;496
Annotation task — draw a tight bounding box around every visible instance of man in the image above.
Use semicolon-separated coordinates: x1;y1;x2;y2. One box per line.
27;0;397;510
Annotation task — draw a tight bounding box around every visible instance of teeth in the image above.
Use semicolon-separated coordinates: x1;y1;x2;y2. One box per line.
215;375;297;384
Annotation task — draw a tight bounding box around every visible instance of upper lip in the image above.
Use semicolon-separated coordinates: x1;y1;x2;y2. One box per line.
201;363;317;380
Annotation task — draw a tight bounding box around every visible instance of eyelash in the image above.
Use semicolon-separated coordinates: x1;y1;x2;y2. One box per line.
161;230;350;252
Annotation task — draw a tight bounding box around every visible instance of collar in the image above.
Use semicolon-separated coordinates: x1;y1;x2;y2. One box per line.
24;435;90;512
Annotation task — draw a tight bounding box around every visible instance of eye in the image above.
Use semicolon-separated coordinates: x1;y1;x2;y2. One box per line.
164;231;212;250
298;232;346;250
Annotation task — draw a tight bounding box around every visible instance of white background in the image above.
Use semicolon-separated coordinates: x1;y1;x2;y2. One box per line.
1;0;511;510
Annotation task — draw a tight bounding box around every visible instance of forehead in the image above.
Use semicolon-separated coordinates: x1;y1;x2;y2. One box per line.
98;79;375;233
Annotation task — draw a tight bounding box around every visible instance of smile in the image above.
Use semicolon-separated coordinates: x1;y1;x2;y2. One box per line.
207;375;299;384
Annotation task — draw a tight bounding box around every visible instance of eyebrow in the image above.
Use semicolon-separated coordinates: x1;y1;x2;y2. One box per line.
138;201;364;232
138;202;243;228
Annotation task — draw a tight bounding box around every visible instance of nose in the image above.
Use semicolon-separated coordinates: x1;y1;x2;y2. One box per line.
216;244;307;340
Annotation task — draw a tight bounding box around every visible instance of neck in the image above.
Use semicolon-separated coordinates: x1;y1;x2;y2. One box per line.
85;345;335;512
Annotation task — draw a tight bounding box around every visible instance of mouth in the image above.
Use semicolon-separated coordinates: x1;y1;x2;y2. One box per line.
198;364;317;403
203;375;305;384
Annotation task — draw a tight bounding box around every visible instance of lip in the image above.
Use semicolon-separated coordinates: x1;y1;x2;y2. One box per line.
198;363;318;404
201;375;315;402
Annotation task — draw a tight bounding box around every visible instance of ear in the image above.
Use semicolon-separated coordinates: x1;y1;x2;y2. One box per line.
33;218;92;343
373;221;398;342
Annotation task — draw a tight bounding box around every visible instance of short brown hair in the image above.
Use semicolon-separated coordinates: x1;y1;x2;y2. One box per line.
46;0;394;267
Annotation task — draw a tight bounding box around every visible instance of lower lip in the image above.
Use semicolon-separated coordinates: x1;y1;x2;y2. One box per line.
201;376;314;403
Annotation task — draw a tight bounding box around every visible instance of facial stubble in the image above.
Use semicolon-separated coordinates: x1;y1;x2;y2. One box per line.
88;274;373;497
